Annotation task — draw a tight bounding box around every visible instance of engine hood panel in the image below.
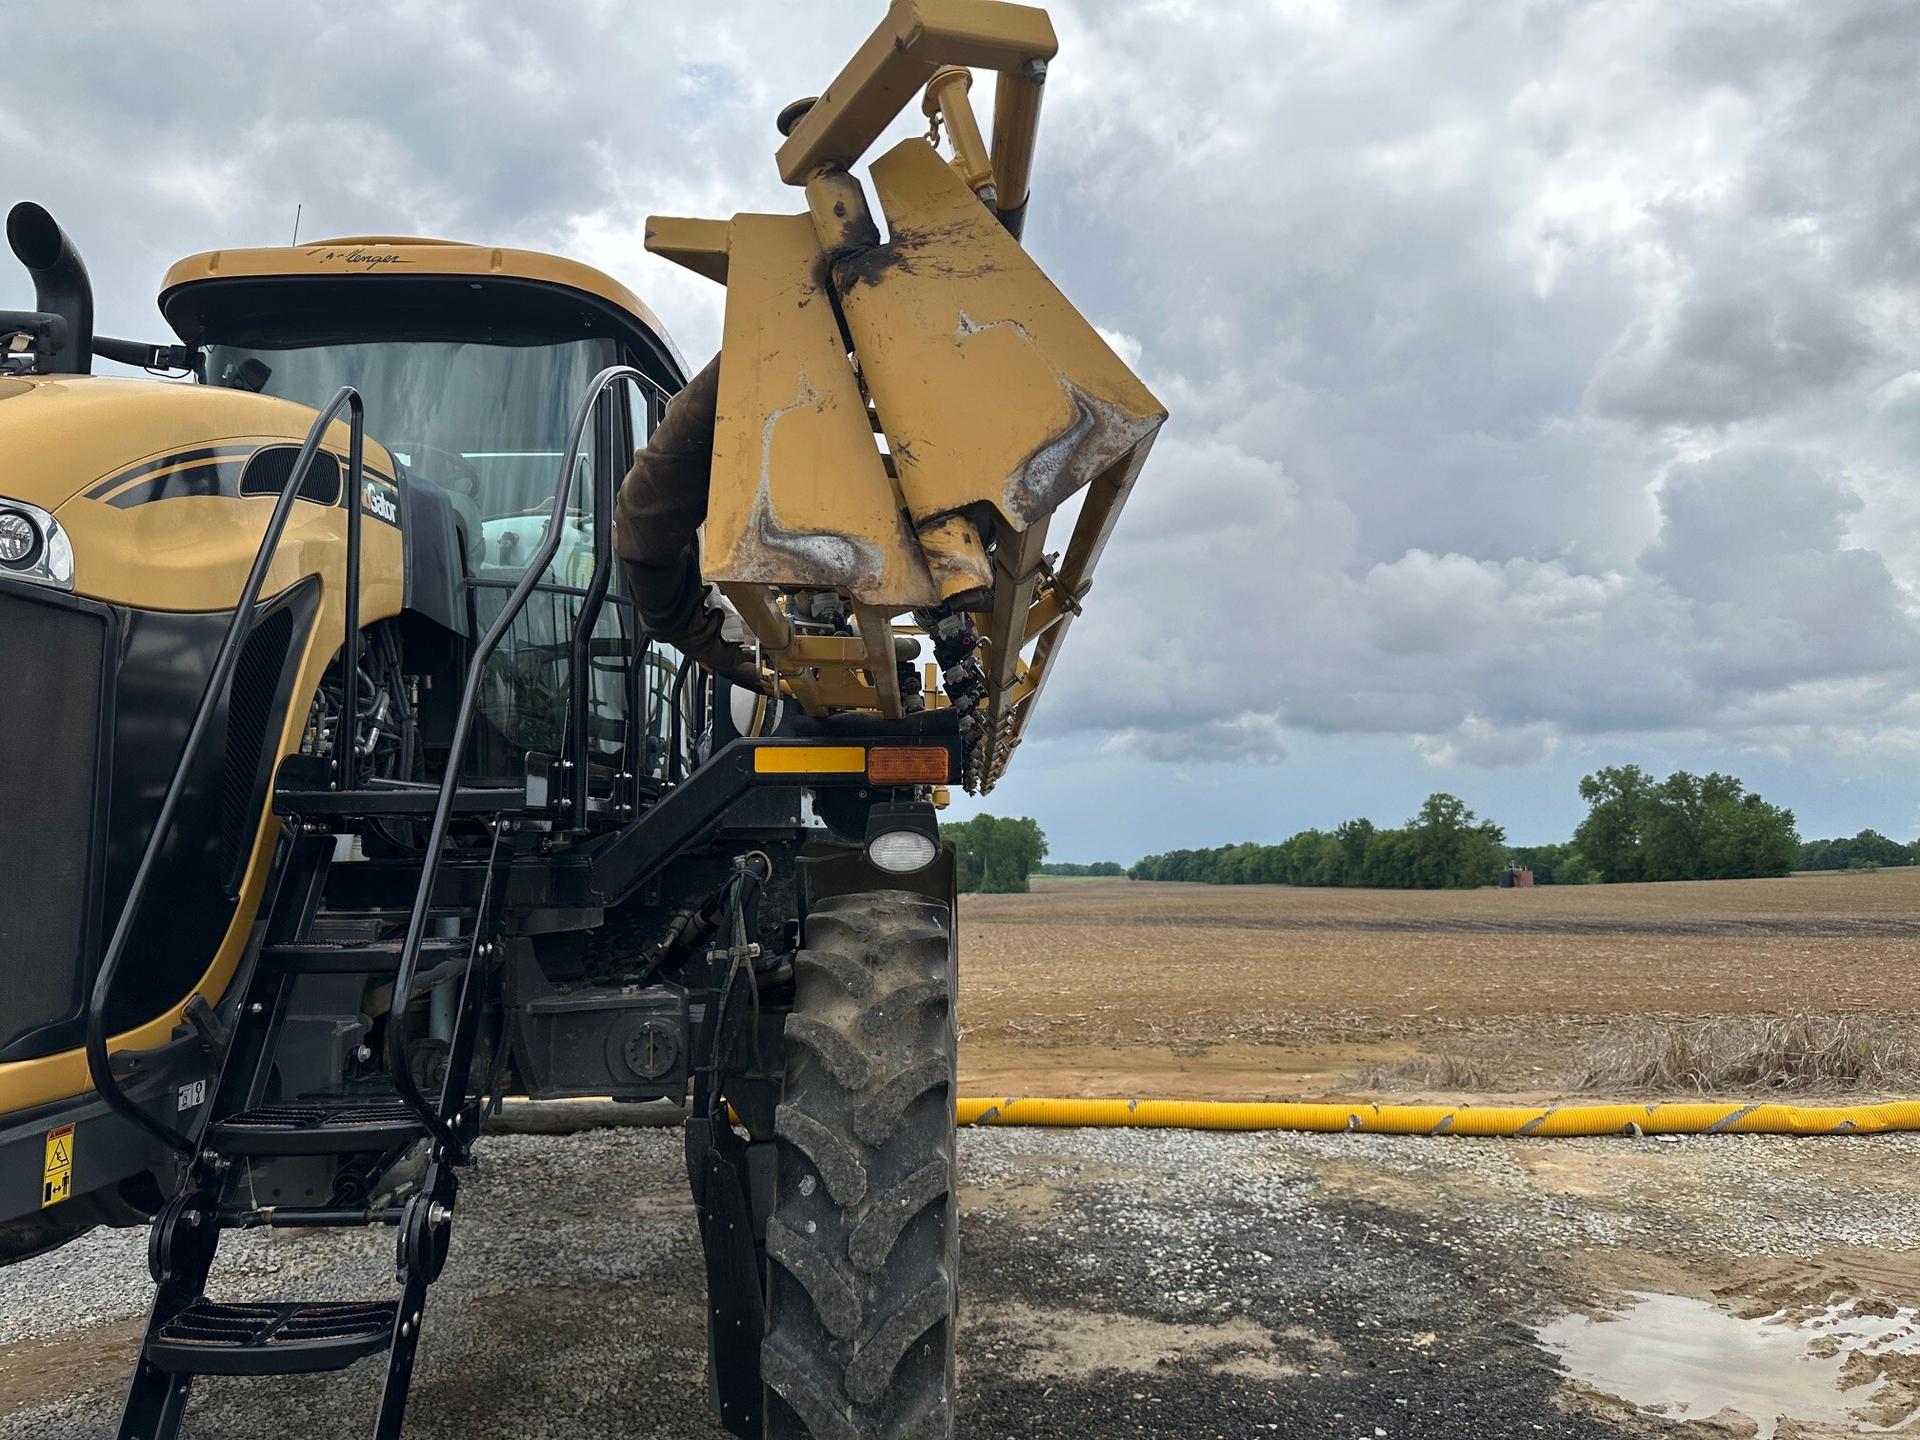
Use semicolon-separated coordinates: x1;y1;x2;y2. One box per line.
0;374;370;512
0;374;401;611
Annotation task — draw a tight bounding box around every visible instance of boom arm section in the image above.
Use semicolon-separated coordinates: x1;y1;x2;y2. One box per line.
644;0;1164;792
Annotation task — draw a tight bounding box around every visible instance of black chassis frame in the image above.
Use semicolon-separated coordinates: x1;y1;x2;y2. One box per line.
0;725;958;1251
534;727;965;1111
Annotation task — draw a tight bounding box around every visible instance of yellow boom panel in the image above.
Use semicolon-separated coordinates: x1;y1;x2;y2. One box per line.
649;0;1164;791
703;213;937;610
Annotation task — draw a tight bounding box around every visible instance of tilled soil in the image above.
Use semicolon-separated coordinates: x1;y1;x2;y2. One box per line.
958;873;1920;1100
4;1124;1917;1439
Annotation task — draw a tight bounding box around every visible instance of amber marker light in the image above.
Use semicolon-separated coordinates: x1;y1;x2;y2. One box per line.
866;747;950;784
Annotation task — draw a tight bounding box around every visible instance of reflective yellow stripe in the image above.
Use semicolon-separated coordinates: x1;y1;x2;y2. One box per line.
752;745;866;774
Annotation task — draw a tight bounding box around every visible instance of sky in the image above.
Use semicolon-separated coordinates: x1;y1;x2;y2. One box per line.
6;1;1919;862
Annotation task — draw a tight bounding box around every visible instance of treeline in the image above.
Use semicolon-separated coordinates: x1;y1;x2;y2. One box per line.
971;776;1914;897
1131;794;1507;890
1798;829;1917;871
1128;767;1874;889
944;814;1046;894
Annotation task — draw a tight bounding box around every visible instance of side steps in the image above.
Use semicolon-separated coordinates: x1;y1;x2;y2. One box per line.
146;1299;400;1375
123;1171;460;1440
261;936;468;975
206;1102;427;1157
111;829;504;1440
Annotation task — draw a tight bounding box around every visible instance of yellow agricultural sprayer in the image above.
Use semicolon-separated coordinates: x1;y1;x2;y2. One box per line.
0;3;1162;1435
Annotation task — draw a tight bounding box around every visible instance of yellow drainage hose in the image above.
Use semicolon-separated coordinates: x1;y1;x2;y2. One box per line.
954;1096;1920;1137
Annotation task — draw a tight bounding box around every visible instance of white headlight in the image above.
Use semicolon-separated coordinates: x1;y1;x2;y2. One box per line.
0;510;36;565
867;829;938;874
0;498;73;590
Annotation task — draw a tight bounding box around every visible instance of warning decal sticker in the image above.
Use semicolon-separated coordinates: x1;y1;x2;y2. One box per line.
42;1124;73;1208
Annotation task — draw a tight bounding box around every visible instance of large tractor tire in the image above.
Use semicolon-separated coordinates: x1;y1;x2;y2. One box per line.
762;888;958;1440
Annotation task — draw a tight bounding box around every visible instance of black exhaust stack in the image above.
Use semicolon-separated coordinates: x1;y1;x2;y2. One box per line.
6;202;93;375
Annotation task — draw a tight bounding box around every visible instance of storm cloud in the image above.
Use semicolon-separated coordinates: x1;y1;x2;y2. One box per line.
5;0;1917;854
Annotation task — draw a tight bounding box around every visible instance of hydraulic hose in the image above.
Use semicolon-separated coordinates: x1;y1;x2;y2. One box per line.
953;1096;1920;1137
615;354;762;689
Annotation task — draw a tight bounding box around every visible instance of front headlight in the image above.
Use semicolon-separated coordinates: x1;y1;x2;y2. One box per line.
0;510;36;565
0;499;74;591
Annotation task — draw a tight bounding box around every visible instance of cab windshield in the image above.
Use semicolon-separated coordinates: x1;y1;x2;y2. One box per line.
202;332;656;778
203;335;615;580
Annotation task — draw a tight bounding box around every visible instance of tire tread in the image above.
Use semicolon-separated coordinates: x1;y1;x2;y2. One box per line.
763;888;957;1439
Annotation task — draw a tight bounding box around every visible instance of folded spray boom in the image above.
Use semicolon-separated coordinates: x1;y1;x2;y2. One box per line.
644;0;1166;792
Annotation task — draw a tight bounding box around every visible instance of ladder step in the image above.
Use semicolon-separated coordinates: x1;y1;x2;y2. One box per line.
207;1102;425;1156
145;1299;397;1375
263;935;469;973
273;785;528;817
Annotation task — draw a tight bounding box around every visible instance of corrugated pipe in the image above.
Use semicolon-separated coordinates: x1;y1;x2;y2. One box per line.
954;1096;1920;1137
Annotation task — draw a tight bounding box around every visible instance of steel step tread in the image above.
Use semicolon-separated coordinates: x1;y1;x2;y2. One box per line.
206;1101;425;1156
273;785;528;817
263;935;468;972
145;1299;396;1375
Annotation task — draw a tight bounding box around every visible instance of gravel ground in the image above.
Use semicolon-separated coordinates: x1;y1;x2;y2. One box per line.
4;1125;1918;1438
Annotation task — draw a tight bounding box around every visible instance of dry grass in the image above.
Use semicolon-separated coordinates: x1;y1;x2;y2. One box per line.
1358;1053;1503;1092
1354;1014;1920;1097
1574;1013;1920;1095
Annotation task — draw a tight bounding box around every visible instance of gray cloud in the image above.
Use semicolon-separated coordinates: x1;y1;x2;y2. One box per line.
1416;717;1558;770
1588;260;1878;427
5;0;1918;813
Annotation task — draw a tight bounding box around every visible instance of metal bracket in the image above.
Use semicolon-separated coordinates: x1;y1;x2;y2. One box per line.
181;994;231;1058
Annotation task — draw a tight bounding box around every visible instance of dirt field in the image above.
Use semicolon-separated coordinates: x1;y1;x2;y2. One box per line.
956;869;1920;1102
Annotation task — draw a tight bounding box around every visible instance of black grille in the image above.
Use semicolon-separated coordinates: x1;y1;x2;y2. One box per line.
219;607;294;888
0;591;104;1053
239;446;341;504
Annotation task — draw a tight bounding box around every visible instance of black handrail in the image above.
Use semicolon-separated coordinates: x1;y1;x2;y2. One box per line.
386;364;651;1154
564;386;618;832
87;387;367;1156
339;413;364;790
567;370;676;818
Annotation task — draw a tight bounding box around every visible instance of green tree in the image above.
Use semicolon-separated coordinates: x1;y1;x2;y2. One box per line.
1129;797;1508;890
1555;849;1600;885
1334;818;1376;878
1573;766;1797;883
1360;827;1418;888
1573;764;1654;882
1507;842;1572;884
1404;793;1507;888
946;814;1047;893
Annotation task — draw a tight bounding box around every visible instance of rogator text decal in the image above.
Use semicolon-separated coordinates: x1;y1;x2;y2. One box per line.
363;476;400;526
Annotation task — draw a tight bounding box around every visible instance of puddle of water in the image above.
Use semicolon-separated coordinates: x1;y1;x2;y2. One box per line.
1537;1291;1920;1438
